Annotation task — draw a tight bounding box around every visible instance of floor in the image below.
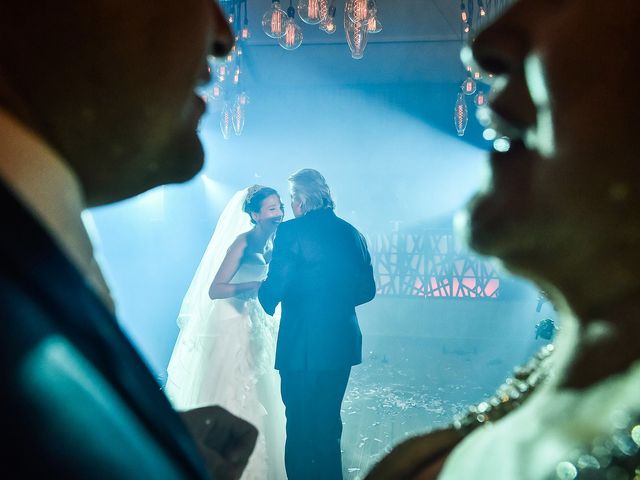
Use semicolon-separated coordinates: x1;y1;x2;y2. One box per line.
339;335;542;479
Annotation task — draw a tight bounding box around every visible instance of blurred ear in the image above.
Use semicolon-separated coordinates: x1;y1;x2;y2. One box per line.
251;211;259;222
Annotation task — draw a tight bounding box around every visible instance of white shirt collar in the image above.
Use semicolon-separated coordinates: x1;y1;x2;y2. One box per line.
0;108;115;313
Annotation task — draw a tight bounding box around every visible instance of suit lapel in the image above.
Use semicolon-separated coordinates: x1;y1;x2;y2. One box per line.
0;180;208;479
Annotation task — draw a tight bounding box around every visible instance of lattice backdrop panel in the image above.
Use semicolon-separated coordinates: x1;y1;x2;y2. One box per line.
367;230;501;299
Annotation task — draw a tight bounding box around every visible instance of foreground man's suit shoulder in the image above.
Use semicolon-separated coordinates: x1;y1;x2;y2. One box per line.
0;181;210;479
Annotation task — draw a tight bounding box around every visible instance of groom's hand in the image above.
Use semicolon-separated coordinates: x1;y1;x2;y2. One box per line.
180;405;258;480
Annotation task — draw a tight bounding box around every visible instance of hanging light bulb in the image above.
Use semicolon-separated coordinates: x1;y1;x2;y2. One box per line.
237;91;250;107
279;7;303;50
345;2;368;59
478;0;487;16
218;63;231;83
318;0;329;26
241;24;251;40
232;96;246;136
320;4;337;33
367;15;382;33
205;84;224;111
240;1;251;40
460;1;468;23
208;82;225;101
220;103;232;140
454;93;469;137
346;0;377;24
473;70;482;80
474;90;487;107
319;0;328;21
345;19;368;59
225;48;235;64
461;77;477;95
232;64;241;85
206;53;225;79
262;0;287;38
324;19;337;34
297;0;325;25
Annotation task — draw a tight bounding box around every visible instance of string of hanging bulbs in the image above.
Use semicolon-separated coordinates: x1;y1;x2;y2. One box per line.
203;0;382;140
454;0;512;138
210;1;515;140
262;0;382;59
199;0;252;140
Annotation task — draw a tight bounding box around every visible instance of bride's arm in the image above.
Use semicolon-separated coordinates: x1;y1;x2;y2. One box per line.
209;235;261;299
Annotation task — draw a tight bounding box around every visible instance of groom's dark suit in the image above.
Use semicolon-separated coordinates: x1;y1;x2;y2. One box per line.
0;181;210;479
259;207;376;480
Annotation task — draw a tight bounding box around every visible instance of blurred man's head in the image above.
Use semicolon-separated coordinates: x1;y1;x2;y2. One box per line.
464;0;640;304
0;0;234;206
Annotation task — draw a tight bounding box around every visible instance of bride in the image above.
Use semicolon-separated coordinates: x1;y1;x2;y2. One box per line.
165;185;287;480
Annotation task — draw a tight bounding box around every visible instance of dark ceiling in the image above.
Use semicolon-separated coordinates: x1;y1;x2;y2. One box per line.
236;0;480;88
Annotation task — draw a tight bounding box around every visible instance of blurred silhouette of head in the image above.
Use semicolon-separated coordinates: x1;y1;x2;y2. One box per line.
0;0;234;206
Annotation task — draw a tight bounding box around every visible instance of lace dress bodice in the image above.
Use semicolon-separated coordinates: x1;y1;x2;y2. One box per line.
221;253;278;377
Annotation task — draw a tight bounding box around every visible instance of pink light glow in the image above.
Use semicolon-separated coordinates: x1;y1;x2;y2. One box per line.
285;22;295;47
354;0;367;22
309;0;319;19
271;10;283;35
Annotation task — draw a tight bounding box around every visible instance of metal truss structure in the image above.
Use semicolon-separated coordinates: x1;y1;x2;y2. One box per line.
367;229;501;299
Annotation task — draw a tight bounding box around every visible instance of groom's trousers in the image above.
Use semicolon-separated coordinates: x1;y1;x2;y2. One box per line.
279;368;351;480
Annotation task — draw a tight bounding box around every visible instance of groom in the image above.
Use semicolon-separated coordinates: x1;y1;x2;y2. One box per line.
259;168;376;480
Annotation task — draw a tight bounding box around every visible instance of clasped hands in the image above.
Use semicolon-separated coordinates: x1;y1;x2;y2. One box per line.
180;405;258;480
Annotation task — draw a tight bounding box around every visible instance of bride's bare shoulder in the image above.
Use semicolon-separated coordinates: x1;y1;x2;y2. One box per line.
230;232;264;261
226;233;249;256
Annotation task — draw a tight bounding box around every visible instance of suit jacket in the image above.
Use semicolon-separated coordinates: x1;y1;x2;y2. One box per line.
0;181;210;479
259;208;376;371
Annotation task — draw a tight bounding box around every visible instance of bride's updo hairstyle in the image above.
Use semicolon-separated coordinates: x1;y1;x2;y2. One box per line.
243;185;280;224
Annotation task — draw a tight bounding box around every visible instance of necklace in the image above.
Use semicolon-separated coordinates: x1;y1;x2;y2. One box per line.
452;344;555;434
450;344;640;479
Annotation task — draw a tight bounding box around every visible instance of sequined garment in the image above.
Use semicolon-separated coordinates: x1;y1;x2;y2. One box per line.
446;345;640;480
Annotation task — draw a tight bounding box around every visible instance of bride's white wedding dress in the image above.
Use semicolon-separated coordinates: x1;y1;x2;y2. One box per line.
164;188;286;480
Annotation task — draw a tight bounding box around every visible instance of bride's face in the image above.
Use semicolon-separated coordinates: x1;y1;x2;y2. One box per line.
252;194;284;227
